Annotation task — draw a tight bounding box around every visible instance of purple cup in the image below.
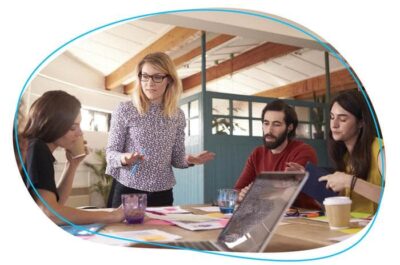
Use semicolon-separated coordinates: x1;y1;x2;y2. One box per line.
122;193;147;224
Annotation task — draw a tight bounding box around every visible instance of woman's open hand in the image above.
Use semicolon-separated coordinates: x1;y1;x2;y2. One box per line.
186;150;215;165
121;152;144;166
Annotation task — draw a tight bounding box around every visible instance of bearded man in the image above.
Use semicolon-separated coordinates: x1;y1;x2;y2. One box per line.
234;100;317;200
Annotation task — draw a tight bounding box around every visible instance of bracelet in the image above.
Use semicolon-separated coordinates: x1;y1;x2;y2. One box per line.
350;175;358;191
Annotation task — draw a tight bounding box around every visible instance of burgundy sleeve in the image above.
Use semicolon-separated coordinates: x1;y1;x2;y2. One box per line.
234;150;258;190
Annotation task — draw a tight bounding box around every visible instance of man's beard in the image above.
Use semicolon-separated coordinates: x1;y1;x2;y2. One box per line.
263;127;289;150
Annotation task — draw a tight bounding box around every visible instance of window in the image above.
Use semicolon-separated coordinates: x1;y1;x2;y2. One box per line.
296;123;311;139
181;100;200;136
252;120;263;137
294;106;310;122
212;98;230;115
252;102;265;119
80;108;111;132
232;118;249;136
209;97;324;139
232;100;249;117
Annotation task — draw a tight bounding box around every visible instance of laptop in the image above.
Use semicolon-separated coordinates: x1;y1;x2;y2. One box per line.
157;171;308;252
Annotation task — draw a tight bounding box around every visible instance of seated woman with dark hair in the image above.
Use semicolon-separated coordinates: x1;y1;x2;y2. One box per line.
18;90;124;225
287;90;384;214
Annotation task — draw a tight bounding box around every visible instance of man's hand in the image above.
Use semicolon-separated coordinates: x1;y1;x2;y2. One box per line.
237;182;253;203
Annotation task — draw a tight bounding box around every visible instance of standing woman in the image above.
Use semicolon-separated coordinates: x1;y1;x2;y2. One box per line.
319;90;384;214
106;52;215;207
20;90;124;225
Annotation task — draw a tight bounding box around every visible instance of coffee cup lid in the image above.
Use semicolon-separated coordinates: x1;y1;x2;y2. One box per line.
323;196;352;205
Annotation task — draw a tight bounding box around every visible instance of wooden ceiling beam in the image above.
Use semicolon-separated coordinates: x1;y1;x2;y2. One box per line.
181;42;300;91
253;69;357;99
173;34;235;68
105;27;199;90
123;82;135;95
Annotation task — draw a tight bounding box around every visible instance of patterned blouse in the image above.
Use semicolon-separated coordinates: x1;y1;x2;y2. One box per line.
105;101;189;192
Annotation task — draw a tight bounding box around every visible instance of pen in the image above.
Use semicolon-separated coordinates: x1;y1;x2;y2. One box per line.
131;148;146;176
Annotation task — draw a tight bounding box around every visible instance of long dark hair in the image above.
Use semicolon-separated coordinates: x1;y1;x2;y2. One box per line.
328;90;377;180
22;90;81;142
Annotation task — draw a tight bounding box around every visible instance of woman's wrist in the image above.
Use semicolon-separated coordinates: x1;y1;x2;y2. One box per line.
66;160;79;169
344;173;353;188
185;155;194;167
120;154;127;166
350;175;358;191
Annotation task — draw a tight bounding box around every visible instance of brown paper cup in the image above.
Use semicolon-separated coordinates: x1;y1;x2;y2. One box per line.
69;136;86;158
323;196;352;230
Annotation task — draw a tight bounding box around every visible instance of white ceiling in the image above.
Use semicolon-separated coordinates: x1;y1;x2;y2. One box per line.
68;21;173;75
65;11;345;96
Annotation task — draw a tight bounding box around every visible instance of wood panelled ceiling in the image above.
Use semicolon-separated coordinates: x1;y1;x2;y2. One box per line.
66;17;352;99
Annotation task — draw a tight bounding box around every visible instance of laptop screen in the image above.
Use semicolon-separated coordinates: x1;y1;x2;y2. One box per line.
217;171;308;252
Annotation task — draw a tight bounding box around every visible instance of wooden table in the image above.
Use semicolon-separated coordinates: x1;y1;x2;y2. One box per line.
99;205;356;252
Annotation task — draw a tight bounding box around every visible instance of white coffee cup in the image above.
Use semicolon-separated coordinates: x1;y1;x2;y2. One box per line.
69;136;86;159
323;196;352;230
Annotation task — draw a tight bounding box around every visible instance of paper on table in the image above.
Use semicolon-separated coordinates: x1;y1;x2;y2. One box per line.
146;206;190;214
146;212;225;231
172;220;225;231
146;213;219;222
193;206;220;212
87;229;182;246
205;212;225;219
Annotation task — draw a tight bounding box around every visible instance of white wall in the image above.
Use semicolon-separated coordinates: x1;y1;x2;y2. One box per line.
25;52;130;207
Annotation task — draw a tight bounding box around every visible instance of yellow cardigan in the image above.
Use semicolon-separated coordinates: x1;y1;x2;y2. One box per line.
342;137;384;214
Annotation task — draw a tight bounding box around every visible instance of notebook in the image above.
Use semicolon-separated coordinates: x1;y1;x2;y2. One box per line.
301;162;338;206
155;171;308;252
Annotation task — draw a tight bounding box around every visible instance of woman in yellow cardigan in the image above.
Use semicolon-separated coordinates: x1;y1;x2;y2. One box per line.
288;90;384;214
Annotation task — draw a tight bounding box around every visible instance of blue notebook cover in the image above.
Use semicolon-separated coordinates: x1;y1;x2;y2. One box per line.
59;223;105;236
302;162;338;205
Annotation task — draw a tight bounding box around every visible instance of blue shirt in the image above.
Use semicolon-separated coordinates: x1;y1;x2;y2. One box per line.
105;101;189;192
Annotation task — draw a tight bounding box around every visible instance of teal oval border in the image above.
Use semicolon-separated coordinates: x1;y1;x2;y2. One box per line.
14;8;385;262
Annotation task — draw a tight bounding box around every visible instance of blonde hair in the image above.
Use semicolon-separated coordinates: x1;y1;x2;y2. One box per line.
132;52;182;118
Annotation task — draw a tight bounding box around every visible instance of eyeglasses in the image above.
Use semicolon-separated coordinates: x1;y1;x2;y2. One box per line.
139;73;169;83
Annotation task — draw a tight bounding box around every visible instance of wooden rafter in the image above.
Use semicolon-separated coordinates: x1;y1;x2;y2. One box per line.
105;27;199;90
254;69;356;99
173;34;235;68
123;82;135;95
181;42;300;91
